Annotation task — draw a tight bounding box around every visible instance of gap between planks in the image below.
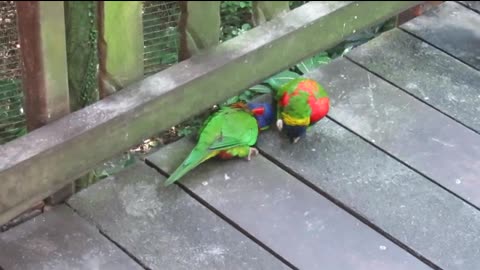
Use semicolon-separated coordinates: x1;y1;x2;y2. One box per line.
144;150;440;270
143;158;299;270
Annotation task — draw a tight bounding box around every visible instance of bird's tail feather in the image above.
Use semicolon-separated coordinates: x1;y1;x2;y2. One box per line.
164;148;216;187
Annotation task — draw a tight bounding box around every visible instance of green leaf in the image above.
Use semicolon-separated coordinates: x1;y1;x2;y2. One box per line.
225;95;239;105
239;2;246;8
265;70;301;90
239;93;250;101
241;23;252;31
123;153;136;168
297;52;331;74
249;84;272;94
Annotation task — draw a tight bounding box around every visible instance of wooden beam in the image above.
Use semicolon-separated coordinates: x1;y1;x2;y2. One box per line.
97;1;144;98
0;1;423;226
178;1;221;61
252;1;290;26
15;1;73;207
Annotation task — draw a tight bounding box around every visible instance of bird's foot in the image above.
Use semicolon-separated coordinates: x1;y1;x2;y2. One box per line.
276;119;283;131
292;137;301;144
247;147;259;161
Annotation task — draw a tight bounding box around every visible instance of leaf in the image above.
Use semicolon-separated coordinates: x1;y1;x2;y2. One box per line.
297;52;331;74
241;23;252;31
265;70;301;91
249;84;272;94
225;95;239;105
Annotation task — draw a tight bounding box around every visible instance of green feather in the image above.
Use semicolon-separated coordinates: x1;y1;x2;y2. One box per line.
164;106;258;186
275;77;329;123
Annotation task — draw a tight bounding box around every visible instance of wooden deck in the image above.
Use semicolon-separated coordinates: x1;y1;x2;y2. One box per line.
2;2;480;269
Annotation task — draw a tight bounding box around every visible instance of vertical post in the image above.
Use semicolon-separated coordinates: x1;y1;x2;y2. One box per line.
178;1;221;61
97;1;144;98
252;1;290;26
16;1;73;205
64;1;98;112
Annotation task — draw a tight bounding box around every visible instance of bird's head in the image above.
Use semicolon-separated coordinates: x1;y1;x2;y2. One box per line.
247;101;276;131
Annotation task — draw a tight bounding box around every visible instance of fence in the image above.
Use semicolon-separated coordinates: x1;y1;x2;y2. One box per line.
0;1;424;226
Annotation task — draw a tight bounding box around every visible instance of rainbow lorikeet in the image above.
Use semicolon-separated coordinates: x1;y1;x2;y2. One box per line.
275;77;330;143
164;101;275;186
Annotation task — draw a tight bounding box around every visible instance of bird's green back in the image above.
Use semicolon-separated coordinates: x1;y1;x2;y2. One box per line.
164;106;258;186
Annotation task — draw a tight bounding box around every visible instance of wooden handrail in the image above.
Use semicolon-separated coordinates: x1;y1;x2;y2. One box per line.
0;1;422;226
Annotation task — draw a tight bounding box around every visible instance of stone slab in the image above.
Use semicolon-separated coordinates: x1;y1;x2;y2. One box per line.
68;162;289;270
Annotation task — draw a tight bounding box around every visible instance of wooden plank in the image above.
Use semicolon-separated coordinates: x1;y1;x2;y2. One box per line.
258;58;480;270
178;1;221;61
146;139;432;270
346;28;480;133
252;1;290;26
310;58;480;208
395;1;444;26
97;1;144;98
15;2;74;206
68;162;291;270
458;1;480;12
0;205;143;270
0;1;421;226
401;1;480;70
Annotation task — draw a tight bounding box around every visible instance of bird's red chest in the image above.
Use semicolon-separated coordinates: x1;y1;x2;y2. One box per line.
280;79;330;123
308;96;330;124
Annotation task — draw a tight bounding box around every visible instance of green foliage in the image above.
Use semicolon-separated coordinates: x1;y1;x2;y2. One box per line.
75;151;137;191
220;1;253;41
326;17;397;58
264;70;302;91
0;79;26;144
295;52;331;74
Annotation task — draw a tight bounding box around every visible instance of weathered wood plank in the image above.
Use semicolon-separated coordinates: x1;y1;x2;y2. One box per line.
458;1;480;12
97;1;144;98
401;1;480;70
261;58;480;270
0;205;143;270
178;1;221;61
15;1;74;206
146;138;432;270
346;28;480;133
252;1;290;26
0;1;421;226
68;162;291;270
315;58;480;208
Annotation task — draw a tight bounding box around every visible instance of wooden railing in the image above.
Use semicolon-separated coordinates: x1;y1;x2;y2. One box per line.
0;1;422;226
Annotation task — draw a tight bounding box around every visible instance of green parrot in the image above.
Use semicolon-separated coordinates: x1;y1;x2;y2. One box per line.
163;102;271;186
274;77;330;143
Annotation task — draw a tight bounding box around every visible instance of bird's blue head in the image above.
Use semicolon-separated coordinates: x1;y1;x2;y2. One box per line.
247;101;276;130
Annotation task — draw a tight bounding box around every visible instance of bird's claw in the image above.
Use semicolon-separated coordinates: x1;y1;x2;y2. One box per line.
276;119;283;131
292;137;301;144
247;148;259;161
